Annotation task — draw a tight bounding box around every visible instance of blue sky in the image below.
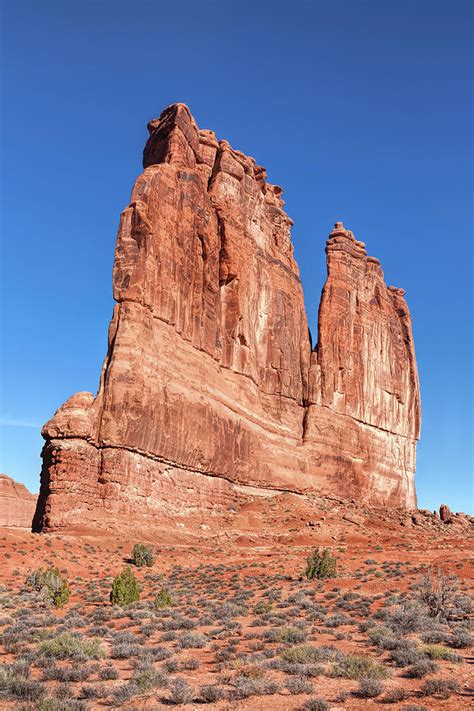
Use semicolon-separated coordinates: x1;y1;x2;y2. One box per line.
1;1;472;513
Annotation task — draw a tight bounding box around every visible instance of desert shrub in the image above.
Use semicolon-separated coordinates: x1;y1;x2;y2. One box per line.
383;686;408;703
282;644;339;665
385;602;428;633
286;676;313;694
80;683;106;698
357;677;384;697
414;569;459;619
450;628;474;648
6;675;43;700
325;614;351;628
131;543;154;567
112;681;139;703
43;665;91;682
25;567;69;608
305;548;336;580
274;625;307;644
333;654;389;680
110;567;140;606
98;664;118;680
133;666;168;691
233;676;279;698
420;677;460;698
401;707;428;711
200;683;227;702
178;632;207;648
39;633;106;660
168;677;195;704
111;641;141;658
405;658;438;678
302;698;330;711
154;588;172;609
37;698;88;711
255;600;273;614
389;641;420;667
420;643;462;662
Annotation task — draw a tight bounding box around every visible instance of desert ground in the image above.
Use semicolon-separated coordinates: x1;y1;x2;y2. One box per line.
0;493;472;710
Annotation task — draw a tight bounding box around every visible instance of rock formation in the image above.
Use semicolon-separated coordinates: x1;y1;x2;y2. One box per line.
439;504;452;522
0;474;37;528
33;104;421;532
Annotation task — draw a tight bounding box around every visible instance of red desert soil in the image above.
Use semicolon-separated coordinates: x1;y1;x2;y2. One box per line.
0;494;472;710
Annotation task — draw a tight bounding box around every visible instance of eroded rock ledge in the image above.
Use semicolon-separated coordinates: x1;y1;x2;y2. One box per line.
33;104;421;532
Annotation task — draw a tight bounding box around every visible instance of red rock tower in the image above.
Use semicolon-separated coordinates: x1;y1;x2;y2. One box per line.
33;104;421;531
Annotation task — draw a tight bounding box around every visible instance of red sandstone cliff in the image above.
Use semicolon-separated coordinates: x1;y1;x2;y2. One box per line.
0;474;37;528
33;104;421;532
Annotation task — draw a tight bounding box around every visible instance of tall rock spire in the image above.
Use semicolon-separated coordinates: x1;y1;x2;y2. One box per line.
33;105;421;532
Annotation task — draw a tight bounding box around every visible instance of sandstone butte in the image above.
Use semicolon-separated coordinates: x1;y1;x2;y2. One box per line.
0;474;37;528
32;104;421;533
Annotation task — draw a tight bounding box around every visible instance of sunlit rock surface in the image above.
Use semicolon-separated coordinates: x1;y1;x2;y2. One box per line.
33;104;421;532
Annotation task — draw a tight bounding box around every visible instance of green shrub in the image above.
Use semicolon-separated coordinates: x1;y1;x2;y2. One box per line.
154;588;172;609
39;632;106;659
110;567;140;606
333;653;389;680
305;548;337;580
281;643;338;664
25;567;70;608
131;544;154;567
274;626;307;644
254;600;272;615
420;643;462;662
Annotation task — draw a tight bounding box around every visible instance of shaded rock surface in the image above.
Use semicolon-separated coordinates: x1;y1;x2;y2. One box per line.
0;474;37;528
33;104;421;532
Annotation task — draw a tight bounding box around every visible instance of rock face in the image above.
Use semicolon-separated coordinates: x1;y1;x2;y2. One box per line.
33;104;421;532
0;474;37;528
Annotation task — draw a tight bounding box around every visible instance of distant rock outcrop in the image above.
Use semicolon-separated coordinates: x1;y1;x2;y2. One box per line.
33;104;421;532
439;504;452;522
0;474;37;528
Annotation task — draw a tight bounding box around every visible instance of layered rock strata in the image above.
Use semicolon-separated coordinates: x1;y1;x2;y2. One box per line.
0;474;37;528
33;104;421;532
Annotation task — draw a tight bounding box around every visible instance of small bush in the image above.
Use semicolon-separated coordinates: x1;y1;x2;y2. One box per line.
133;666;168;691
357;677;384;697
286;676;313;694
405;658;438;678
282;644;338;665
178;632;207;648
414;569;459;619
305;548;336;580
450;628;474;648
383;686;408;703
421;677;460;698
302;698;330;711
39;633;106;660
200;684;227;702
274;626;307;644
99;664;118;680
25;567;69;608
131;543;154;567
169;677;195;704
154;588;172;609
420;643;462;662
333;654;389;680
110;567;140;606
233;676;279;698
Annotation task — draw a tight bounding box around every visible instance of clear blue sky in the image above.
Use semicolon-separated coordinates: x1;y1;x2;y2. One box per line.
1;1;472;514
